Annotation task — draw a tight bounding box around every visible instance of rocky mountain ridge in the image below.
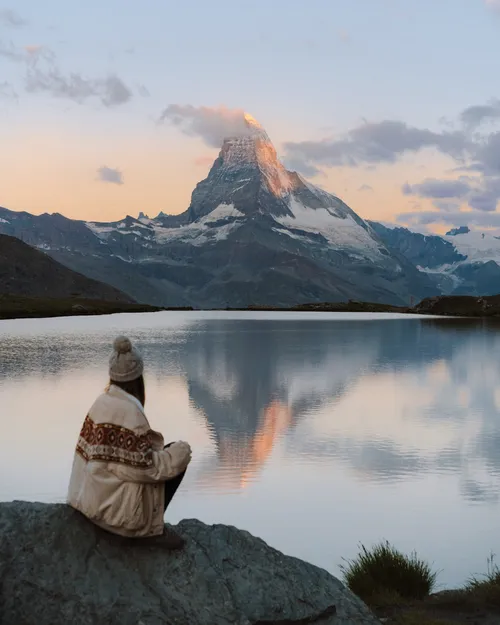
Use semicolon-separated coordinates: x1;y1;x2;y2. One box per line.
0;115;435;308
370;222;500;296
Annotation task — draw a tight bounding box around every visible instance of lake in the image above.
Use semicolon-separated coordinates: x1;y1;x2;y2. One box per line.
1;311;499;588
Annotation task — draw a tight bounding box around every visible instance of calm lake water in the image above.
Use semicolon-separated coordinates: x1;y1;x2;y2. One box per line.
1;311;499;587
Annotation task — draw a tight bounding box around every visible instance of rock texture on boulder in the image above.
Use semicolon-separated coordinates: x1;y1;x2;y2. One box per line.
0;502;378;625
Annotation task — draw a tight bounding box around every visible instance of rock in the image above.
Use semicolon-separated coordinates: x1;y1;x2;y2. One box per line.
0;502;379;625
412;294;500;316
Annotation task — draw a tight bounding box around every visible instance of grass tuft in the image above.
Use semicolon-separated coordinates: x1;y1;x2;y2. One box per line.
340;541;438;606
464;552;500;606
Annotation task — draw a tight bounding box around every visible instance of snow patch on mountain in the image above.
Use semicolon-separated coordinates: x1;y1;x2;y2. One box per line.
277;196;385;259
152;206;243;245
417;264;462;287
443;230;500;264
154;204;244;245
272;227;307;241
203;203;244;222
86;203;244;247
86;223;117;236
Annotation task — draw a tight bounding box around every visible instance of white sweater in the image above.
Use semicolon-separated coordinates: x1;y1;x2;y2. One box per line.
67;384;191;537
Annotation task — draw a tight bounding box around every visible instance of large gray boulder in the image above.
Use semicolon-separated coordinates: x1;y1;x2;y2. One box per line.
0;502;379;625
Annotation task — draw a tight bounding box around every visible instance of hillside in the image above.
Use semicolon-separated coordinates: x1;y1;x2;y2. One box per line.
0;234;133;302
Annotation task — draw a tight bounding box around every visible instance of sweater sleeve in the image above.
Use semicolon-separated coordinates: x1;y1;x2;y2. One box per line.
107;440;192;484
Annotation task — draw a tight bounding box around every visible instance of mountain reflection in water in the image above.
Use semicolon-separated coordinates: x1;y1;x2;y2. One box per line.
2;312;500;587
1;315;500;504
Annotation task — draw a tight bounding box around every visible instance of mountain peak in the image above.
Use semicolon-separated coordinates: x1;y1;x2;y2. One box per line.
446;226;470;236
242;113;268;139
243;112;262;130
215;115;291;201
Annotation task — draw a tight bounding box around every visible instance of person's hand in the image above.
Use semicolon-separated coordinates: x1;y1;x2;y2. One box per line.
176;440;192;466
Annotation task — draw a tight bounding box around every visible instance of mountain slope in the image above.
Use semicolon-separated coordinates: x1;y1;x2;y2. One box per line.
370;221;500;296
0;116;436;307
0;234;133;302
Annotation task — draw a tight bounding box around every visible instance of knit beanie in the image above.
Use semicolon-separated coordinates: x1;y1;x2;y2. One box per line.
109;336;144;383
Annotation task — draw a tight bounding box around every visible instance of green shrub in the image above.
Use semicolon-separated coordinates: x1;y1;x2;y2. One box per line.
340;541;438;606
465;553;500;606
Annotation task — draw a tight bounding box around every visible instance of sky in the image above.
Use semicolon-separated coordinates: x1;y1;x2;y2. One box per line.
1;0;500;233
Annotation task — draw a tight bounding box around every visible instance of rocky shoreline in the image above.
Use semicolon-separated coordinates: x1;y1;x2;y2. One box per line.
244;294;500;317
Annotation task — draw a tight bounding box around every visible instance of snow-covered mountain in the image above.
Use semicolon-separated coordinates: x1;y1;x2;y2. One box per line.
85;114;398;262
443;227;500;264
0;115;436;307
370;222;500;296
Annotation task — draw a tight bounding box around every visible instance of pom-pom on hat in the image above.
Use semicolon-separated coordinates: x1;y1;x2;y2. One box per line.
109;336;144;383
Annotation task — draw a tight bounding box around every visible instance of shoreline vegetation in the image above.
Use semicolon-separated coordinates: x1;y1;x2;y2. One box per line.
0;295;166;320
342;541;500;624
2;293;500;320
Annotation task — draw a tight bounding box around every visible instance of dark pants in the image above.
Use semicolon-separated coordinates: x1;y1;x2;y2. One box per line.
163;443;187;512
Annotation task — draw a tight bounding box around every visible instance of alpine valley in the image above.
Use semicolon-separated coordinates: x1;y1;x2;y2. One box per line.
0;114;499;308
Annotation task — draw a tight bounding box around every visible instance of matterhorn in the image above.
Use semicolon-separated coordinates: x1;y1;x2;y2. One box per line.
0;114;434;307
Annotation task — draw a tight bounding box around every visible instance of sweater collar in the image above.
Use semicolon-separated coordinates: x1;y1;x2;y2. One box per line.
107;384;145;415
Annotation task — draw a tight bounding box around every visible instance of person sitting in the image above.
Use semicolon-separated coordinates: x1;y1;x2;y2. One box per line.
67;336;192;549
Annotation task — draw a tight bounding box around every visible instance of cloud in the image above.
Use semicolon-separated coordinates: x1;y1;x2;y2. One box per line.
0;40;26;62
403;174;500;213
0;41;54;65
137;84;150;98
468;177;500;212
0;80;17;101
461;100;500;129
0;9;27;28
0;37;133;107
26;68;132;106
473;131;500;175
399;209;500;229
97;166;124;185
24;44;49;57
281;96;500;224
468;194;496;212
283;121;469;170
283;156;322;178
159;104;252;147
402;178;471;199
358;184;373;192
399;174;500;224
433;200;462;212
282;101;500;189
